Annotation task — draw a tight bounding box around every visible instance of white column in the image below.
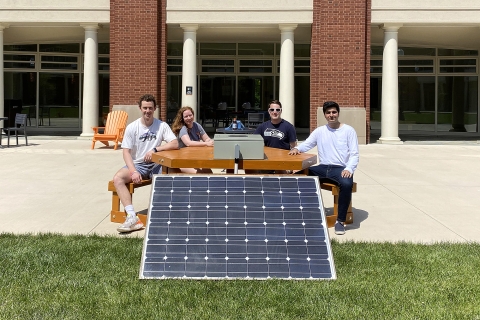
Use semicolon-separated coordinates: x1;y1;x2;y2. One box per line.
180;24;198;121
80;24;99;138
279;24;297;125
378;24;403;144
0;24;7;129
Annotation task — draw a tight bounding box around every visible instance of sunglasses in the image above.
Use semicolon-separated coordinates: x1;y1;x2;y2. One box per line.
269;108;282;112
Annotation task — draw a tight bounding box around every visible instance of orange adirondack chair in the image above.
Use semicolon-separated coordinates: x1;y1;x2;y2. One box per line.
91;110;128;150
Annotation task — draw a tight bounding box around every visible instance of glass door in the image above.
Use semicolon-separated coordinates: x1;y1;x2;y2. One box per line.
199;75;236;126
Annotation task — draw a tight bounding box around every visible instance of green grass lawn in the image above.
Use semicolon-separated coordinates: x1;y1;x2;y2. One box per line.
1;233;479;320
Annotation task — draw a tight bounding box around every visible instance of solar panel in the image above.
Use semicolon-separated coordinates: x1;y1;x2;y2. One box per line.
139;175;336;280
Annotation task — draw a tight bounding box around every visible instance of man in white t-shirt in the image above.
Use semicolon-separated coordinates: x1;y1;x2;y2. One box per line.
289;101;359;235
112;94;178;233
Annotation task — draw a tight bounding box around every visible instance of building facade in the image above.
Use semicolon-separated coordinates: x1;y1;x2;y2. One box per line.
1;0;479;143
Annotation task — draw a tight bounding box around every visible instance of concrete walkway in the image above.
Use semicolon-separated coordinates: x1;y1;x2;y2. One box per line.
1;137;480;243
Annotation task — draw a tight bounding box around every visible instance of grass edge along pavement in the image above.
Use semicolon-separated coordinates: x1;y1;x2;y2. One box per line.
1;233;479;320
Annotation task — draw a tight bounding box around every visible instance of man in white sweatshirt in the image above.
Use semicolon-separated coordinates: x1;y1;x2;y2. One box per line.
288;101;359;235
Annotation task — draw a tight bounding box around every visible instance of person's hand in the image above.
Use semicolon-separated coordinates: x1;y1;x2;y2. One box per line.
143;150;154;163
131;171;142;184
288;147;300;155
341;170;352;178
205;139;214;147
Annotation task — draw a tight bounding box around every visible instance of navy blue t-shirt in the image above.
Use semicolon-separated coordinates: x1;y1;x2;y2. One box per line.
254;119;297;150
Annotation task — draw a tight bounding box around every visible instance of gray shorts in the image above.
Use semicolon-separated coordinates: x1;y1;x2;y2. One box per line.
124;162;162;179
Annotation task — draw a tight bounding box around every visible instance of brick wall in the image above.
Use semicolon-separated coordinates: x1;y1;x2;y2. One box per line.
110;0;167;120
311;0;371;143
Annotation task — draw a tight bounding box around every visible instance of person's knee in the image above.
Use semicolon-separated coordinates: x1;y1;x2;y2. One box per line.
339;178;354;190
113;169;130;187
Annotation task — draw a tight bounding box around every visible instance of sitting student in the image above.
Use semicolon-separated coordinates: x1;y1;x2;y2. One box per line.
113;94;178;233
254;100;297;151
289;101;359;235
246;100;297;174
171;106;214;173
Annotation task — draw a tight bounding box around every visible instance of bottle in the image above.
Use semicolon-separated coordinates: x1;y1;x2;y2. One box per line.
232;117;237;130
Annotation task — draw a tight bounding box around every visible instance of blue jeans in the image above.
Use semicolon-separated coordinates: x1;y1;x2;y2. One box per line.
308;164;354;223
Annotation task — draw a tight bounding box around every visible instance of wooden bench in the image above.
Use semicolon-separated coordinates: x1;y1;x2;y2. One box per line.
320;182;357;228
107;179;357;229
108;179;152;225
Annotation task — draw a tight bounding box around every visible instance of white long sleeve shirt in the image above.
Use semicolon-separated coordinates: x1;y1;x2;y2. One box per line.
297;124;359;174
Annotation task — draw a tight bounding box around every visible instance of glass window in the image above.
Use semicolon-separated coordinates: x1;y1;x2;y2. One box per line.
294;60;310;74
199;76;236;111
370;60;382;74
4;72;37;126
294;44;310;58
439;59;477;73
4;54;36;69
239;60;272;73
294;76;310;128
200;43;236;55
166;75;182;123
99;73;110;119
40;43;80;53
201;60;234;73
238;76;274;110
98;57;110;71
167;59;182;73
238;43;274;56
41;55;78;70
438;48;478;56
167;42;183;56
399;76;436;131
370;77;381;125
39;73;81;128
398;47;436;56
4;44;37;52
98;43;110;55
437;76;478;132
398;60;434;73
370;46;383;56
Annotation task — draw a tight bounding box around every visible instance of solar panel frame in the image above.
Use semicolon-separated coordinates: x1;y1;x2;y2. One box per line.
140;175;336;280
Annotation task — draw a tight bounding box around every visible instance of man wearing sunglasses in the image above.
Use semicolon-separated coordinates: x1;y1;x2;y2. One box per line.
254;100;297;151
288;101;359;235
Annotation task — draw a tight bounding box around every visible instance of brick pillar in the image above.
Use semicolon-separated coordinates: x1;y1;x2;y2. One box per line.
311;0;371;143
110;0;167;120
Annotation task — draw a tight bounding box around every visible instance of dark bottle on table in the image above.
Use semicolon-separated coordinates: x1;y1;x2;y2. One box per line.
232;117;237;130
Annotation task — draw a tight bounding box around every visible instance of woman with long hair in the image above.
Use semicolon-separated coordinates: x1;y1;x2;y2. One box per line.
171;106;213;173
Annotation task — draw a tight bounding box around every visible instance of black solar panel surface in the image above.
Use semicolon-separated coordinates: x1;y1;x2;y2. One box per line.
140;175;336;280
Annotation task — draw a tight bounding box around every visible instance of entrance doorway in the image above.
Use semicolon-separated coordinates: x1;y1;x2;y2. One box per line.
199;76;235;127
237;76;274;112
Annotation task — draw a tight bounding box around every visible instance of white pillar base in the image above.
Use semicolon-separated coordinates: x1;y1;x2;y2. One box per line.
78;133;94;139
376;138;403;144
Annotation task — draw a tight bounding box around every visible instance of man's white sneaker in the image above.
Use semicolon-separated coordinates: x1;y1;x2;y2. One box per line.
117;216;144;233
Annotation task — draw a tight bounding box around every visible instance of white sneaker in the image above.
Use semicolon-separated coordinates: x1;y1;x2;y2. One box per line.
117;216;144;233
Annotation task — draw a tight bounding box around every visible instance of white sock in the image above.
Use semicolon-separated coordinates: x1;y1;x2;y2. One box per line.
125;205;136;217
